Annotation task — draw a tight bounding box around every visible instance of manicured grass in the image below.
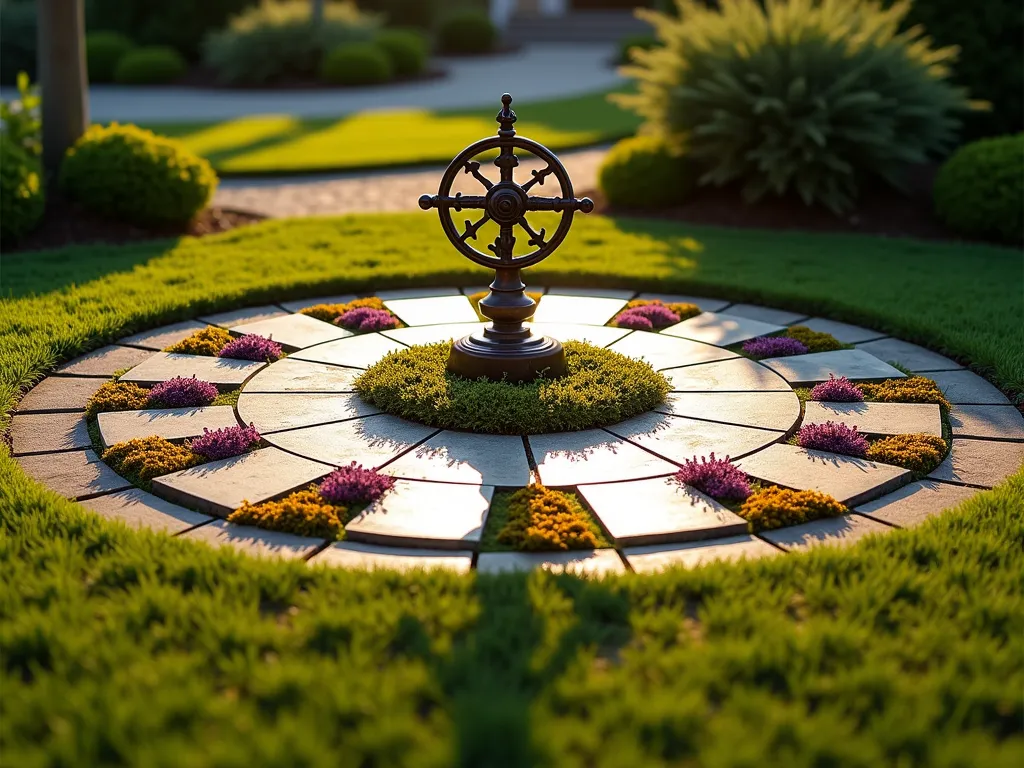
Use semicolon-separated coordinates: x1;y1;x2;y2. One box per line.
148;89;640;175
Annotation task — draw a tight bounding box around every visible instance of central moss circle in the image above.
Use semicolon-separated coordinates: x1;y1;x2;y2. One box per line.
355;341;670;435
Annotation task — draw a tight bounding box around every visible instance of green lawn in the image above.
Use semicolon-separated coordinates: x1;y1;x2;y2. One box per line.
2;215;1023;765
148;89;640;175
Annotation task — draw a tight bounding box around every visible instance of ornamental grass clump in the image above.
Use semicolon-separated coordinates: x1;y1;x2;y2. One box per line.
318;463;395;504
497;485;604;551
810;375;865;402
739;486;846;531
867;433;947;473
229;487;349;539
798;421;869;457
102;436;201;488
146;376;219;408
219;334;283;362
336;307;399;332
165;326;233;356
785;326;845;353
188;424;261;461
85;380;150;417
860;376;951;409
743;336;808;358
675;453;751;501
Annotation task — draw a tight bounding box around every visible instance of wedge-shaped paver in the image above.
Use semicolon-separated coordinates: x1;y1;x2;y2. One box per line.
477;549;625;575
310;542;473;572
855;480;979;528
278;294;358;313
661;311;784;347
928;370;1010;405
97;406;238;448
797;318;885;345
546;287;635;300
345;481;494;549
635;293;730;312
81;488;212;533
16;449;132;500
530;429;677;486
383;295;479;326
928;438;1024;488
120;352;264;391
118;320;209;351
760;514;890;552
531;295;627;325
656;391;800;432
383;431;530;486
725;304;809;326
376;287;461;300
606;411;782;464
761;349;906;385
181;520;324;560
661;357;791;392
855;338;962;372
527;322;631;348
229;313;352;351
242;358;361;393
152;447;333;516
948;405;1024;441
737;444;910;506
11;412;90;455
803;401;942;437
381;322;486;346
625;535;778;573
290;333;406;369
198;305;288;328
578;476;747;546
15;376;108;414
263;414;436;469
55;345;154;377
608;331;736;371
237;392;379;433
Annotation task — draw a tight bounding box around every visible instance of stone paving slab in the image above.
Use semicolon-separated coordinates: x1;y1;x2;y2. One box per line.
760;514;890;552
382;431;531;486
278;294;358;313
725;304;809;326
855;480;979;528
242;358;361;393
229;313;352;351
527;322;631;348
578;476;747;546
310;542;473;572
16;376;106;413
855;338;963;372
375;287;461;300
264;414;437;469
802;401;943;438
16;449;132;500
382;295;479;326
927;370;1011;405
529;429;677;486
624;535;779;573
737;444;910;506
118;320;209;351
198;305;289;328
606;411;783;465
81;488;212;534
530;295;627;325
948;405;1024;441
152;447;333;517
55;345;154;377
545;287;636;300
661;311;784;347
928;438;1024;488
237;392;379;433
381;322;486;347
120;352;265;391
11;412;91;455
345;481;494;549
761;349;906;385
181;520;324;560
97;406;238;448
798;318;885;345
657;391;801;432
290;333;407;369
661;357;792;392
476;549;626;575
607;331;737;371
635;293;731;313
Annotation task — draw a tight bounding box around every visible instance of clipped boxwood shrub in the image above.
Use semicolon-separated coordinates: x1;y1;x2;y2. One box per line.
375;28;427;77
86;31;135;83
933;134;1024;245
321;42;393;85
598;136;695;208
0;135;45;245
60;124;217;227
436;10;495;55
113;46;186;84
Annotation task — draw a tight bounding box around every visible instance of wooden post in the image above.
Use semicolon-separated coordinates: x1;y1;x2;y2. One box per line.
311;0;325;26
37;0;89;183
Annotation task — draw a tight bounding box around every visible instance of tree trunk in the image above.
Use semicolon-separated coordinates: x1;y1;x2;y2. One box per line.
311;0;325;26
38;0;89;183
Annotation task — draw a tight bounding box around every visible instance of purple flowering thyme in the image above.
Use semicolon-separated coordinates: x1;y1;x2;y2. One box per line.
319;462;395;504
797;421;869;457
613;308;655;330
742;335;809;358
219;334;283;362
335;307;399;332
146;376;219;409
675;453;752;500
809;375;865;402
189;424;261;461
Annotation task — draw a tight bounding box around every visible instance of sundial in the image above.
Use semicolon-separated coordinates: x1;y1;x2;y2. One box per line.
419;93;593;382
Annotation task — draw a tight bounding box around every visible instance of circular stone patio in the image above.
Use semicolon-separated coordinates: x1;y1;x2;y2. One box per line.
12;287;1024;575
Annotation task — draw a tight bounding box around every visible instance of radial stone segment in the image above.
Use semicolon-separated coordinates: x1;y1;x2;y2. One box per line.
418;93;594;382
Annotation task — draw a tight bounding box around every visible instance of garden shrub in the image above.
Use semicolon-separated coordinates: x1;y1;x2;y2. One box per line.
188;424;261;460
860;376;951;409
809;375;865;403
229;487;349;539
0;73;41;158
436;10;495;55
113;47;187;85
617;33;658;65
0;2;36;83
742;336;808;359
165;326;234;356
468;291;542;322
355;341;670;434
797;421;869;457
218;334;283;362
356;0;434;29
60;124;217;226
496;485;605;551
0;135;44;245
598;136;695;208
933;134;1024;245
85;380;151;418
86;31;135;83
739;485;847;532
618;0;972;214
375;28;427;77
321;42;393;85
319;463;395;504
785;326;845;353
102;436;201;488
675;453;751;501
147;377;219;408
866;433;947;473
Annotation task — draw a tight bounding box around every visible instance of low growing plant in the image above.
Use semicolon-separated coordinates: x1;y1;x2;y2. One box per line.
188;424;261;461
785;326;845;353
113;46;186;85
229;487;349;539
375;28;427;77
743;336;808;358
318;462;395;504
860;376;951;409
146;376;219;408
321;42;393;86
299;297;399;328
810;375;865;402
675;453;751;501
0;134;44;245
336;307;399;332
102;436;202;488
598;135;696;208
611;299;699;330
739;485;847;531
496;485;606;551
85;380;151;418
866;433;947;473
165;326;234;356
218;334;283;362
797;421;869;457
